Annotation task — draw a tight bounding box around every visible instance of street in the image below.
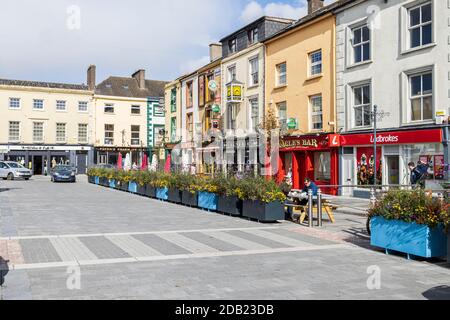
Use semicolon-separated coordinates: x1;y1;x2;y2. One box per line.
1;176;449;300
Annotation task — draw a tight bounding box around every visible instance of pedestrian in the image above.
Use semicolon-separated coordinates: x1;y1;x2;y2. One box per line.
409;161;429;189
51;157;56;168
44;159;48;176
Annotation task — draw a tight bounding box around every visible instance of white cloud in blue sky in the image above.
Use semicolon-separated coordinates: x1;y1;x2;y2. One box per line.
0;0;336;84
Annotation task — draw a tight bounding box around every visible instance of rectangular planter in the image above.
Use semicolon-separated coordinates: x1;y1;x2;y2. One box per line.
100;177;109;187
119;182;129;192
198;192;219;211
136;184;146;196
182;190;198;207
128;181;138;193
146;186;156;198
371;216;448;258
109;179;116;189
88;176;95;184
94;176;100;185
156;187;169;201
242;200;285;222
168;189;182;203
218;195;242;216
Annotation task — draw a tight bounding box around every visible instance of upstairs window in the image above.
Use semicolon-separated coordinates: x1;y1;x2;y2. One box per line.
228;38;237;54
276;63;287;86
249;57;259;86
277;101;287;127
9;121;20;142
9;98;20;109
104;104;114;113
250;98;259;131
131;125;140;145
78;124;88;144
310;50;322;76
56;123;66;143
170;88;177;112
131;105;141;115
409;2;432;48
410;72;433;122
78;101;88;112
33;99;44;110
104;124;114;145
310;95;323;130
353;84;372;127
56;100;66;111
352;25;370;63
248;28;258;44
227;65;236;83
33;122;44;142
186;81;193;108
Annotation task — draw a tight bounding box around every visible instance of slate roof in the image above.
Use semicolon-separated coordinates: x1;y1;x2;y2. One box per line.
95;76;168;99
0;78;89;91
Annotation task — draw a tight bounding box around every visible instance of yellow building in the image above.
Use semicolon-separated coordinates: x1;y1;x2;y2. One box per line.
264;0;343;191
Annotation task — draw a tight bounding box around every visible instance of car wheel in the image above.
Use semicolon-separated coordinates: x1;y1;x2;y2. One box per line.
25;178;30;181
7;173;14;180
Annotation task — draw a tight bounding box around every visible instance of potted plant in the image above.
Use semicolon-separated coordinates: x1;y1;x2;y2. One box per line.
179;174;198;207
369;190;449;259
197;177;219;211
155;173;169;201
87;168;97;184
145;171;157;198
167;173;182;203
128;171;139;193
116;170;131;192
216;175;242;216
239;177;286;222
107;169;117;189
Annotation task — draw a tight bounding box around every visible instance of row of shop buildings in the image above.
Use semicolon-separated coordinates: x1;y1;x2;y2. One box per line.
0;66;167;175
164;0;450;195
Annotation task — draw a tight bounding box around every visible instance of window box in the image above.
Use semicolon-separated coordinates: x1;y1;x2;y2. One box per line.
242;200;284;222
371;216;447;259
198;192;218;211
217;195;242;217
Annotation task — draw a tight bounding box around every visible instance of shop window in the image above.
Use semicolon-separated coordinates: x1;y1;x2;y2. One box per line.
356;147;382;186
402;144;445;182
314;152;331;182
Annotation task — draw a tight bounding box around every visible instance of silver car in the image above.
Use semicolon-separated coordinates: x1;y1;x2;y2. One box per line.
0;161;32;180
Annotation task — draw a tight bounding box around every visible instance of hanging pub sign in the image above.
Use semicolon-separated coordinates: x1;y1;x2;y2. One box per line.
287;118;298;130
226;83;243;103
212;104;221;113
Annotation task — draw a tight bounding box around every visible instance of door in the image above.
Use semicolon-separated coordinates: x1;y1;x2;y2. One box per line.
386;155;400;186
76;153;88;174
33;156;43;175
342;153;355;196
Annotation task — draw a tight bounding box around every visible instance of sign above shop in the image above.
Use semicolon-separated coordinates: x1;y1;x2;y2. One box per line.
280;134;338;151
1;145;92;152
340;129;443;146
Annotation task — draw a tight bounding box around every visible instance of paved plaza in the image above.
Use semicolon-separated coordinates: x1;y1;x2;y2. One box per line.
0;176;449;300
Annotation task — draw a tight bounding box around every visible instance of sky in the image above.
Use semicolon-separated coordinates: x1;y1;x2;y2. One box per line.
0;0;335;85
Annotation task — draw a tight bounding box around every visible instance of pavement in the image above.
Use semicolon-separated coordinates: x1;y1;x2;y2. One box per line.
0;175;449;300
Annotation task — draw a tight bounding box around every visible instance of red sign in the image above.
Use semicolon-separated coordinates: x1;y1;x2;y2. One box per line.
280;134;338;151
340;129;442;146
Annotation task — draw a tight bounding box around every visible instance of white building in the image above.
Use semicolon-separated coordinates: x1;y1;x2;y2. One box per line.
335;0;450;196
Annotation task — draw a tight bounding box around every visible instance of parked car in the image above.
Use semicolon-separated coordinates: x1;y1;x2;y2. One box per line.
0;161;32;180
51;165;76;183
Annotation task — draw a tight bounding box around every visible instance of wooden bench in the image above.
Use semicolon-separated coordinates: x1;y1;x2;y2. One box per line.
285;200;337;224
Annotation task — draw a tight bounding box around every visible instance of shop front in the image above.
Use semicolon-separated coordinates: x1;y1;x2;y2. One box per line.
94;147;147;167
277;134;340;195
0;145;93;175
339;128;446;197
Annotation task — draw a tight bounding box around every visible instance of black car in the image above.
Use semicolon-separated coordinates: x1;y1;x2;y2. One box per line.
51;165;76;183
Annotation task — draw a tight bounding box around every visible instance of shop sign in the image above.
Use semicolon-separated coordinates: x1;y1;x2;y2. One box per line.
287;118;298;130
341;129;443;146
212;104;221;113
208;80;218;93
4;145;92;152
226;84;243;103
280;134;340;151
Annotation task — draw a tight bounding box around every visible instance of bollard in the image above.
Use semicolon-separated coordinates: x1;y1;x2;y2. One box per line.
317;189;323;227
370;187;377;208
308;190;313;228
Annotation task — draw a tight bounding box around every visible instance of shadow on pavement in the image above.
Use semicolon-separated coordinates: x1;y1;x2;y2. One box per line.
422;286;450;300
0;257;9;287
0;188;21;193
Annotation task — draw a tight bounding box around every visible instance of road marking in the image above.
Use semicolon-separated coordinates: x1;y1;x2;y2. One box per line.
202;231;270;251
157;233;219;254
10;244;350;271
49;237;97;262
105;235;163;257
241;229;311;247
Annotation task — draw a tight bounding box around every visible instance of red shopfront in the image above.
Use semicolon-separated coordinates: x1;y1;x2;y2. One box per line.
277;134;340;195
340;128;445;191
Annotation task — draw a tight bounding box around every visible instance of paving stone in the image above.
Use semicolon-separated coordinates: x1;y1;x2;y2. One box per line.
78;236;131;260
20;239;61;264
133;234;190;256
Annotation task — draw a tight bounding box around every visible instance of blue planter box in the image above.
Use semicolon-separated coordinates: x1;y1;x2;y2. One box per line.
371;216;448;258
198;192;218;211
94;176;100;185
128;181;138;193
156;187;169;200
109;179;116;188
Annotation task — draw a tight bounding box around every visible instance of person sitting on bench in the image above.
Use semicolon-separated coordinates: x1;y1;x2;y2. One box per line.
297;178;318;206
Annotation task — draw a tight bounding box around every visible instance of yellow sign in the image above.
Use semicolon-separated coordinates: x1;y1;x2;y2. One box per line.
233;85;241;97
280;138;319;149
226;84;243;103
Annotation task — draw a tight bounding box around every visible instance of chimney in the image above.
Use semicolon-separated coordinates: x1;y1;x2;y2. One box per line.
87;65;96;91
132;69;146;90
209;43;222;62
307;0;324;15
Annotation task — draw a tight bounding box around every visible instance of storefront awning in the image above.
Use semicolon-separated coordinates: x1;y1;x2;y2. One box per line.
340;129;443;146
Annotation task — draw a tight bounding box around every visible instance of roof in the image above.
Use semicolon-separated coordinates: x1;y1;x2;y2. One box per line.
95;76;168;98
219;16;295;42
0;78;89;91
264;0;358;43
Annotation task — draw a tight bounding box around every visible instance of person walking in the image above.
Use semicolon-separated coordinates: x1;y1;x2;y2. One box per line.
408;161;429;189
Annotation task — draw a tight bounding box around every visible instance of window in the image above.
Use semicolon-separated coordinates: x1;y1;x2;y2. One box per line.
186;113;193;141
131;105;141;115
171;88;177;112
310;95;323;130
276;63;287;86
310;50;322;76
227;65;236;83
186;81;193;108
314;152;331;182
56;123;66;143
104;104;114;113
249;57;259;86
8;121;20;142
250;98;259;131
33;122;44;142
352;25;370;63
171;117;177;142
410;72;433;121
78;101;88;112
154;104;165;117
56;100;66;111
131;125;140;145
104;124;114;145
33;99;44;110
248;28;258;44
78;124;88;143
9;98;20;109
353;84;372;127
409;2;432;49
277;102;287;126
228;38;237;54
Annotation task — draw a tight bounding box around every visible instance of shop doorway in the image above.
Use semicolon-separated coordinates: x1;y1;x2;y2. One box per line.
33;156;43;175
76;153;88;174
342;152;355;196
386;155;400;186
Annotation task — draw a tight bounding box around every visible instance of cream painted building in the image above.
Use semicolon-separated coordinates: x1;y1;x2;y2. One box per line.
0;78;94;175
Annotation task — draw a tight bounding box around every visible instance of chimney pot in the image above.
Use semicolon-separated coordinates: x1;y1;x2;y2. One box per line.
307;0;324;15
87;65;96;91
132;69;146;90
